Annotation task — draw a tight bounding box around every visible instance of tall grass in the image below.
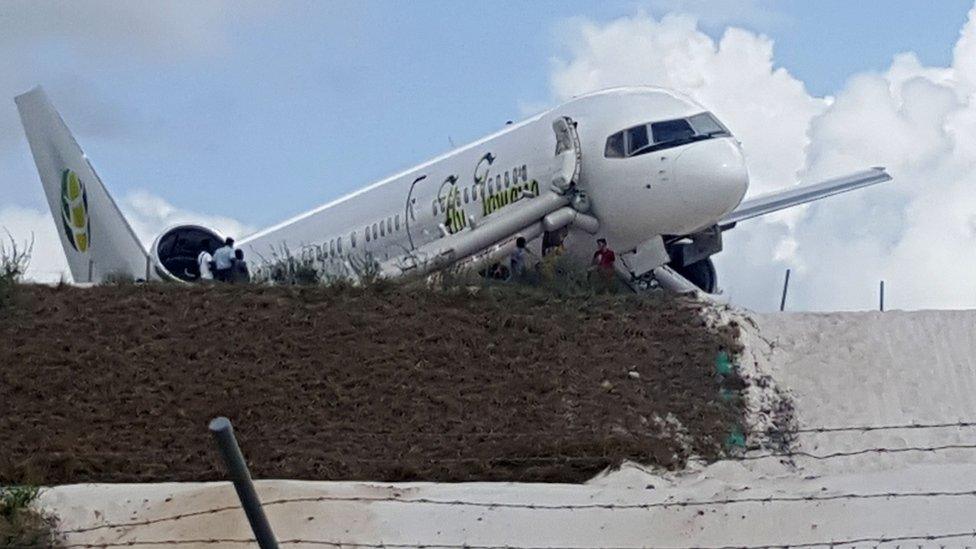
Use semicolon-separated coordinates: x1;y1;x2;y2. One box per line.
251;243;382;286
0;232;32;308
0;485;63;548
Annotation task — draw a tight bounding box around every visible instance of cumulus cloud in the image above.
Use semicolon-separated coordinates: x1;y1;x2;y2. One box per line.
551;5;976;311
646;0;789;32
0;192;254;283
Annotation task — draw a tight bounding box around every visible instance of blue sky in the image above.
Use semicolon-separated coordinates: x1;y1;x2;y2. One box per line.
3;0;972;227
4;0;976;311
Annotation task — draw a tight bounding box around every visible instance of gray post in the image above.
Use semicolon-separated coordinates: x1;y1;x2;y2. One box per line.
779;268;791;312
208;417;279;549
880;280;885;312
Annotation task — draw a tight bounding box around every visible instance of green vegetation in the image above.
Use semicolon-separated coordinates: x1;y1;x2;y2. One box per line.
0;232;32;309
0;485;63;548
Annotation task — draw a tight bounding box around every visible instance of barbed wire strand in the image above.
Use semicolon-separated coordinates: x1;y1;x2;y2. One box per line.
230;419;976;440
63;487;976;534
707;442;976;462
60;529;976;549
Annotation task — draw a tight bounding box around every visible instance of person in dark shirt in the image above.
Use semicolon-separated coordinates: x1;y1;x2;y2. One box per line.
230;249;250;284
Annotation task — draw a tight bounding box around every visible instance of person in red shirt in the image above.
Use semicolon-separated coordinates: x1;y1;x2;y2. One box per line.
590;238;616;293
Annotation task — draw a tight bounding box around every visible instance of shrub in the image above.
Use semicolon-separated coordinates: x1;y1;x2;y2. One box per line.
0;232;32;308
0;485;63;548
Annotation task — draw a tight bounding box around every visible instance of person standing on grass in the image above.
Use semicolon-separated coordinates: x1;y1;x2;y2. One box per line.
509;236;531;281
230;249;250;283
212;237;236;282
197;239;214;282
590;238;616;292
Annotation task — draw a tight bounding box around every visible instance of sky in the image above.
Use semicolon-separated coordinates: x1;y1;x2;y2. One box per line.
1;0;975;311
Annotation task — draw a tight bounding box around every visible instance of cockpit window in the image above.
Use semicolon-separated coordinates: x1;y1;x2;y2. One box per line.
650;119;695;145
605;131;624;158
688;112;729;137
605;112;732;158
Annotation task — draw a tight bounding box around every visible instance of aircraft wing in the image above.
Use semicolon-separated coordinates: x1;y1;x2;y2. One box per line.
720;167;891;227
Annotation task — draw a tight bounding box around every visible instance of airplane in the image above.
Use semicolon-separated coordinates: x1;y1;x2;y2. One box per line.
14;86;890;294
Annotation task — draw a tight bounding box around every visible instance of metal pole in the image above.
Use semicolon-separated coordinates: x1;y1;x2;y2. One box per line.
880;280;885;312
779;268;791;312
208;417;279;549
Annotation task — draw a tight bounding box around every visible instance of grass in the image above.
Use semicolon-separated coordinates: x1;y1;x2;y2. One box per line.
0;485;63;548
0;232;32;310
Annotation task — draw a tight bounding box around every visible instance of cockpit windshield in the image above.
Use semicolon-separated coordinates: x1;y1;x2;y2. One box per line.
605;112;731;158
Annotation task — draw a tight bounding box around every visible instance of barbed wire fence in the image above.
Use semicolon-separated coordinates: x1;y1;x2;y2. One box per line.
54;418;976;549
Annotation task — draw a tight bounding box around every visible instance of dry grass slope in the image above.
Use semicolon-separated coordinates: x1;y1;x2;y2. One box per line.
0;283;743;484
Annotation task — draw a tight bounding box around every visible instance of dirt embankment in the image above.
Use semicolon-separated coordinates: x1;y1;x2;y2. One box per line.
0;283;742;484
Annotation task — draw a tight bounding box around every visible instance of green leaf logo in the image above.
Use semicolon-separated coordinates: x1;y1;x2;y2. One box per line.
60;169;90;253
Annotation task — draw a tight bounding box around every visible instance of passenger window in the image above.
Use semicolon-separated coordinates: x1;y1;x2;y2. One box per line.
605;132;624;158
365;227;371;242
395;214;400;231
433;200;438;216
380;221;385;237
463;187;469;203
521;165;527;181
337;237;343;254
351;232;357;248
625;125;650;156
372;224;378;240
387;217;393;234
330;239;336;257
504;172;510;189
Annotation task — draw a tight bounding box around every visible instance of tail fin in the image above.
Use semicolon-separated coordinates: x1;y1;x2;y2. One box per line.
15;86;149;282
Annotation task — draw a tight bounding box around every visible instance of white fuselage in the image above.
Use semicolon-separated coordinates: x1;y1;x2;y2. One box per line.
239;87;750;274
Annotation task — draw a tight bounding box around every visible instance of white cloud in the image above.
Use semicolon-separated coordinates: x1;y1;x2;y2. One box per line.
646;0;790;31
1;192;253;283
551;5;976;311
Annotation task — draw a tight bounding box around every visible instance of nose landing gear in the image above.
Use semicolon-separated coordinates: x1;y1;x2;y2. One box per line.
670;257;717;294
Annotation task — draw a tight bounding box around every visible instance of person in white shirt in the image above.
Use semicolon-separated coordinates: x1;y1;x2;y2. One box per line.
212;237;236;282
197;239;214;282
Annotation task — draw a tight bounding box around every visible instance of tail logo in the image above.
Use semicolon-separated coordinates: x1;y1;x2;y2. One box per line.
60;169;90;253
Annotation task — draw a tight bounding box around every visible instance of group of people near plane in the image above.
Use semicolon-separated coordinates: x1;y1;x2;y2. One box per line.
506;235;616;291
197;237;250;283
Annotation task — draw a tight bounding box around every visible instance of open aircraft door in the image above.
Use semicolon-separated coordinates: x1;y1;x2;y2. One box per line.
551;116;581;193
545;117;587;253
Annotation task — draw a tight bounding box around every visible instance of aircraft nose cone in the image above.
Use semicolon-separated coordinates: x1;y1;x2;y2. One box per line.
674;138;749;220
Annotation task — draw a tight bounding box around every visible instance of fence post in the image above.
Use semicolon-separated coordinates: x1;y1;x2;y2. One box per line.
208;417;280;549
880;280;885;312
779;268;791;312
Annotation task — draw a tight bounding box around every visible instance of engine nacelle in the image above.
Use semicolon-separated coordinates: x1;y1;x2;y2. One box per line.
150;224;224;282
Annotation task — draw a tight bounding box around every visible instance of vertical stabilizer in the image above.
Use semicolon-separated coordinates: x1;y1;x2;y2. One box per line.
15;87;149;282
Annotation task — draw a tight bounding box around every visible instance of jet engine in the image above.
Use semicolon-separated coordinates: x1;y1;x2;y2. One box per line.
150;224;224;282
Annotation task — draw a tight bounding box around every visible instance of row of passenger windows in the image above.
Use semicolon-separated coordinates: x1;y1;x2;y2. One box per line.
323;164;531;255
605;112;731;159
364;212;403;243
432;165;528;216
